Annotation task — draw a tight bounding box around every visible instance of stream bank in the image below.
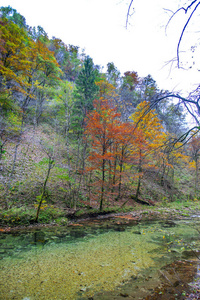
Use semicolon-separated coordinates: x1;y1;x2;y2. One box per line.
1;201;200;233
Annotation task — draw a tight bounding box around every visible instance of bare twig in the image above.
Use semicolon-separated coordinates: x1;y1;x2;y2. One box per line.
126;0;134;28
177;1;200;67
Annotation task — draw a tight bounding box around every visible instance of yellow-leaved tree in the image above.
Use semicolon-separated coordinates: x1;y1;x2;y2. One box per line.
129;101;167;201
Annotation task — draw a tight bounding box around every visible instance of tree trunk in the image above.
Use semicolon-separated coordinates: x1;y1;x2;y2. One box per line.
135;175;141;201
5;112;25;208
195;158;199;197
135;149;142;202
111;154;117;198
72;133;82;209
35;156;54;222
117;147;124;200
100;158;105;211
65;104;71;177
88;170;92;206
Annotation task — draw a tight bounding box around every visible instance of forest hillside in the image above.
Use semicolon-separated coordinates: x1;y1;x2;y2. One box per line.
0;6;199;226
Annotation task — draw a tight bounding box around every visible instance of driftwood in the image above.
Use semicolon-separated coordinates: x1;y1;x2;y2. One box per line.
130;195;155;206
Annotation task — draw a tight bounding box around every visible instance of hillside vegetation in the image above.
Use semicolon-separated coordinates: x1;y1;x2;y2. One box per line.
0;6;199;226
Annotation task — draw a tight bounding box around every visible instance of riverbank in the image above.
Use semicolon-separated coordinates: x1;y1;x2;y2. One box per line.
1;199;200;232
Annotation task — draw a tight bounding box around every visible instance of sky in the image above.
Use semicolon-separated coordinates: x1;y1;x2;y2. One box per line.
1;0;200;94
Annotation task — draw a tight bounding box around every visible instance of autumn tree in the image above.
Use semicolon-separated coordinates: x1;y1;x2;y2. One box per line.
129;101;167;201
0;16;61;118
29;39;62;127
49;38;81;82
84;99;121;211
0;18;32;95
0;16;61;133
114;122;134;199
0;18;36;196
0;14;62;208
96;77;119;106
122;71;140;92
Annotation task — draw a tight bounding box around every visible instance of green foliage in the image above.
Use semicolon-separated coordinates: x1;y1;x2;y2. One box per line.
0;89;18;114
36;194;46;203
7;112;21;133
0;6;27;28
56;174;69;180
44;80;74;133
0;88;21;140
75;56;99;102
29;25;49;43
0;205;66;225
37;206;65;223
74;209;85;217
37;157;49;166
0;207;35;225
54;217;68;225
71;56;100;131
107;62;120;86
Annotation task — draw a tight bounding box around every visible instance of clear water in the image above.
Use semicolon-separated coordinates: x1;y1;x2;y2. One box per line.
0;217;200;299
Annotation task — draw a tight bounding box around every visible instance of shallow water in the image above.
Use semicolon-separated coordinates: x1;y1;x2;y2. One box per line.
0;217;200;299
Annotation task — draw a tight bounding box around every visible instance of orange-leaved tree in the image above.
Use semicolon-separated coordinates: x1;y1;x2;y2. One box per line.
112;121;134;200
84;98;122;211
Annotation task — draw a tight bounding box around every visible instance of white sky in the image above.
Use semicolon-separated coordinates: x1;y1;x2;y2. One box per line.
1;0;200;94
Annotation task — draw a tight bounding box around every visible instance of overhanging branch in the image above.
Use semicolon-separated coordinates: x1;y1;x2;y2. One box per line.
126;0;134;28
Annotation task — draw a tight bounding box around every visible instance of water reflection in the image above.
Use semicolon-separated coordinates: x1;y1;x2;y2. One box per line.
33;231;46;244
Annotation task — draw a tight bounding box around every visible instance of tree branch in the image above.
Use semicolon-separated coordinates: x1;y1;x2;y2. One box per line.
126;0;134;28
177;1;200;67
183;101;199;125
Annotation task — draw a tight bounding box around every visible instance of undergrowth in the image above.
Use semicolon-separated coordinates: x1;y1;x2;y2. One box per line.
0;205;66;226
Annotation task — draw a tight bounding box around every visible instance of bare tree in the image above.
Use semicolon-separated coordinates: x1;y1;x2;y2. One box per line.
126;1;200;68
165;0;200;68
35;142;55;223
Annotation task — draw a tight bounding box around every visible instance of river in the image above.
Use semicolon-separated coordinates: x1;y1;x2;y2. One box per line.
1;215;200;299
